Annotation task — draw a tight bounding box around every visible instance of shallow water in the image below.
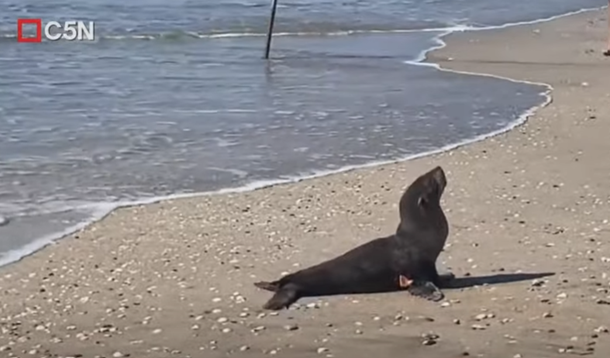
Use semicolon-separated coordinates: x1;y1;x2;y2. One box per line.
0;0;606;265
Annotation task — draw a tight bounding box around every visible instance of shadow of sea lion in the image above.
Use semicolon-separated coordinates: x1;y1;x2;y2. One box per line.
443;272;555;290
278;272;556;298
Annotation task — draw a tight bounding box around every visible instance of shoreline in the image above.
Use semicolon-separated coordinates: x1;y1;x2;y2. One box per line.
0;5;604;269
1;7;610;358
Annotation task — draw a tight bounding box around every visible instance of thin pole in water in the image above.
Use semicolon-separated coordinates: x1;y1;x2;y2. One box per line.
264;0;279;59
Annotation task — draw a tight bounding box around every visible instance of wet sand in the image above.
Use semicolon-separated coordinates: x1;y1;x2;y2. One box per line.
1;8;610;358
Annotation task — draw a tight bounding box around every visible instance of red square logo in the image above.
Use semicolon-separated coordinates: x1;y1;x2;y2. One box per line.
17;19;42;43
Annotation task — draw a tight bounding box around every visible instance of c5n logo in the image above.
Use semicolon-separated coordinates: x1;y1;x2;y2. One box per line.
17;19;96;43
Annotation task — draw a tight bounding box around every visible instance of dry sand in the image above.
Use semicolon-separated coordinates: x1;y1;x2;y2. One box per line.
2;8;610;358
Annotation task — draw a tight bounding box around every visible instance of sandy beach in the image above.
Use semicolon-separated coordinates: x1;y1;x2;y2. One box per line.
2;8;610;358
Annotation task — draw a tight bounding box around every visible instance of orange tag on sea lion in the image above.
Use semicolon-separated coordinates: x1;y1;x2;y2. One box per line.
399;275;413;288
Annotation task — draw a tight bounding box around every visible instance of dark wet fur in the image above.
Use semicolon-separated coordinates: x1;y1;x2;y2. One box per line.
254;166;450;310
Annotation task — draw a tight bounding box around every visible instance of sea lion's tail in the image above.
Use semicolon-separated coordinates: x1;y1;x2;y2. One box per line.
254;280;280;292
262;283;299;310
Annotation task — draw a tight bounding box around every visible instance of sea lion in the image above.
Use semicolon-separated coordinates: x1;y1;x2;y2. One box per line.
254;166;452;310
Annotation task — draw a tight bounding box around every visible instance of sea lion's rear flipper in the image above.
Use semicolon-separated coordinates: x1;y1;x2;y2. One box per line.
407;280;444;302
254;281;280;292
262;283;300;310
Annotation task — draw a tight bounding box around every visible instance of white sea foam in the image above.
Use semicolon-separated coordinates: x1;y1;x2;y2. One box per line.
0;5;605;268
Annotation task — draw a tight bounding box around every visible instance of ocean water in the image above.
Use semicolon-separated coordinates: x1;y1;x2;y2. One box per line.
0;0;606;266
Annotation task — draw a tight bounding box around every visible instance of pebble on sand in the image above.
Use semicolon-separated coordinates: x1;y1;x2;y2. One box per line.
284;324;299;331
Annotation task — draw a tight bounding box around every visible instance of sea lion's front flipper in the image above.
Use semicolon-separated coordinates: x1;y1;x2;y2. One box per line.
262;283;300;310
407;280;444;302
254;281;280;292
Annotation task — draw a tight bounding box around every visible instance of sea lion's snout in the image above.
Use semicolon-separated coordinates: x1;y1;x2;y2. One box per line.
429;166;447;190
418;166;447;202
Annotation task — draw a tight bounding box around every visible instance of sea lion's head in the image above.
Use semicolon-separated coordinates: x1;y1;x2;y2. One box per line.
398;166;447;230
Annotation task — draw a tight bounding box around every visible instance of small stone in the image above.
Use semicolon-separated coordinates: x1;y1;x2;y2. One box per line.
112;352;124;358
542;312;553;318
306;302;319;309
531;279;545;287
557;293;567;299
239;345;250;351
594;326;608;333
0;216;8;226
222;327;232;333
513;354;522;358
317;347;329;354
422;339;436;346
212;297;222;303
76;333;88;341
152;329;162;334
453;319;461;325
471;324;486;330
217;317;228;323
284;324;299;331
475;314;487;321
